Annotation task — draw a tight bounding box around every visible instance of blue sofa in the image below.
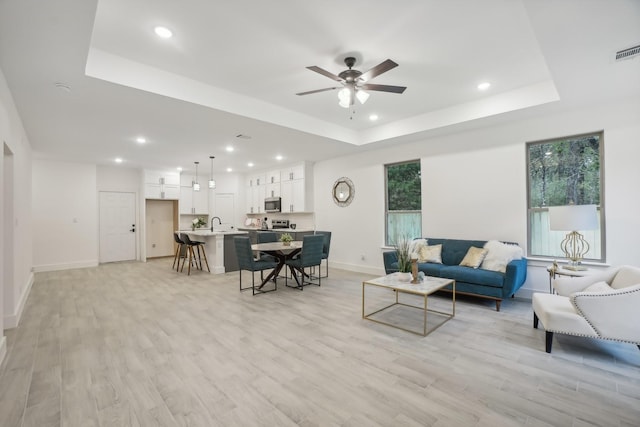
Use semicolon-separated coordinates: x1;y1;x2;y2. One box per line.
383;238;527;311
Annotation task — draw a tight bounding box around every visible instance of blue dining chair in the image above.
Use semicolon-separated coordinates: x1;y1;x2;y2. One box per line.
314;231;332;278
256;231;278;262
285;234;324;290
234;236;278;295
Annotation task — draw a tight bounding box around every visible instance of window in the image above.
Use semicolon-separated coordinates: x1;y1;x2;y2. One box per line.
526;131;605;261
385;160;422;245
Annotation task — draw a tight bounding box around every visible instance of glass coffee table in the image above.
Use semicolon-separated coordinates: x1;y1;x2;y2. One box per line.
362;273;455;336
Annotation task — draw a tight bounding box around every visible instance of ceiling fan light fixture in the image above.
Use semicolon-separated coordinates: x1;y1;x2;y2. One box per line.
356;90;370;104
338;87;351;108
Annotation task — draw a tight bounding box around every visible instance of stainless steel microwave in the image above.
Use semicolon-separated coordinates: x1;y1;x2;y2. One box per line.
264;197;281;213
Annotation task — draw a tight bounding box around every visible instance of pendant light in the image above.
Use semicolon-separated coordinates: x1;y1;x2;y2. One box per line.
192;161;200;191
208;156;216;189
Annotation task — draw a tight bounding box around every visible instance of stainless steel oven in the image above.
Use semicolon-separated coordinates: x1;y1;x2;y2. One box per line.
264;197;281;213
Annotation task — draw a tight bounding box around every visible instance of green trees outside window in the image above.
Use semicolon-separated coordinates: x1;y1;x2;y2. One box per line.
527;132;604;260
386;160;422;246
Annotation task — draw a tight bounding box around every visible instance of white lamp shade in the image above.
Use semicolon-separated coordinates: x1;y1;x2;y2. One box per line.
549;204;598;231
208;179;216;189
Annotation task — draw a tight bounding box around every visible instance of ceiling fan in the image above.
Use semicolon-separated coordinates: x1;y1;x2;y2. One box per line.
296;57;407;108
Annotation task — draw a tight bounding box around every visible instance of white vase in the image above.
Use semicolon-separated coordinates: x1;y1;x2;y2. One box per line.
396;272;412;282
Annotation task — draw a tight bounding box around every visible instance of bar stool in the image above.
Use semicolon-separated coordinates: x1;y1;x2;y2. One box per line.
180;233;211;275
172;233;187;271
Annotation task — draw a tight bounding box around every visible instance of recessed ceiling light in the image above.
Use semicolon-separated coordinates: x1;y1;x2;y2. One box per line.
275;155;283;161
247;162;254;167
177;167;183;172
226;146;234;152
226;167;233;172
136;137;146;143
369;114;379;121
114;158;123;163
154;26;173;39
477;82;491;91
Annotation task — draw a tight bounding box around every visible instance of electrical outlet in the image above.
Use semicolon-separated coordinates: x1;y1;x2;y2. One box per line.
152;243;156;248
361;255;365;261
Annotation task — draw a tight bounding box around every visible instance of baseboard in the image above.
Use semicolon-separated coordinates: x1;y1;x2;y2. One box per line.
329;261;386;276
0;336;6;368
33;260;98;273
3;272;34;329
515;286;537;300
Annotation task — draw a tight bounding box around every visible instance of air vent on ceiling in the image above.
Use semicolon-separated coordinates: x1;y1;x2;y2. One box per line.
236;134;252;140
615;44;640;61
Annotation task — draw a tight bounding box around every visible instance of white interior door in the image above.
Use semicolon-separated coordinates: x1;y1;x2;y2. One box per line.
99;192;136;263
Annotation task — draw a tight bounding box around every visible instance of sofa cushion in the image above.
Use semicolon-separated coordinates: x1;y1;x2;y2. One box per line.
419;244;442;263
418;262;448;277
459;247;488;268
427;238;488;265
440;265;505;288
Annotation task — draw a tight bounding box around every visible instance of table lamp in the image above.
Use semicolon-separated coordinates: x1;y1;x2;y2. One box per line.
548;204;598;270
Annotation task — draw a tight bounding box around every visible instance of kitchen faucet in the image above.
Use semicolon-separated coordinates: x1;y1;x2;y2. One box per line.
210;216;222;231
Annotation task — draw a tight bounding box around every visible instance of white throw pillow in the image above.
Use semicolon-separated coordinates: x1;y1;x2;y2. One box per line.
481;240;523;273
409;239;428;258
582;281;612;293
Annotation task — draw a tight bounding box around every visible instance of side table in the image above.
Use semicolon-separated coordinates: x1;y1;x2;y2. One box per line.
546;265;595;293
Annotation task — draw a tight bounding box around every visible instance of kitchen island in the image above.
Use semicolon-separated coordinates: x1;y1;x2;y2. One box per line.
181;229;247;274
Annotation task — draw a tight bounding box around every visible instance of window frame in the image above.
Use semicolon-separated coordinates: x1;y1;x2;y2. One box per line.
384;159;422;246
526;131;606;262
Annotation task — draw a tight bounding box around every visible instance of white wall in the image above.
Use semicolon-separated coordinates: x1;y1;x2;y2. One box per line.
0;66;33;350
32;159;98;271
313;97;640;297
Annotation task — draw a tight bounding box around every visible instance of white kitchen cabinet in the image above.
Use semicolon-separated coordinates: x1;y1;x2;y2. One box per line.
246;183;265;214
180;186;209;215
267;170;281;184
280;179;306;212
244;162;313;213
246;173;267;213
265;183;280;199
246;173;266;188
281;164;305;182
144;170;180;200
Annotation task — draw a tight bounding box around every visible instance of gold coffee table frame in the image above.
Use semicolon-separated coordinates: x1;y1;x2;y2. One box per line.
362;274;455;336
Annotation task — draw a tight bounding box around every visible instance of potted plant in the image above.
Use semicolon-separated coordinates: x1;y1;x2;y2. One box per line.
191;217;207;231
279;233;293;246
395;237;412;280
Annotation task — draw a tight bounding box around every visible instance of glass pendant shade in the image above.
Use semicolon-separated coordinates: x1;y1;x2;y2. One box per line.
338;87;351;108
208;156;216;189
356;90;369;104
192;161;200;191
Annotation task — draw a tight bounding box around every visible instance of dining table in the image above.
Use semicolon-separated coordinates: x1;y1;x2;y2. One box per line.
251;241;304;288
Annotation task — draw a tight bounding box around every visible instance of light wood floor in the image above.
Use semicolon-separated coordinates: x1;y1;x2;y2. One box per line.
1;259;639;427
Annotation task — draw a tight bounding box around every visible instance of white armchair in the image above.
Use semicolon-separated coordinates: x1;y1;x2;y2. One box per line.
532;265;640;353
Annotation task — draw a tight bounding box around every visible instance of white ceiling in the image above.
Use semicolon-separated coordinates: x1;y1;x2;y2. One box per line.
0;0;639;175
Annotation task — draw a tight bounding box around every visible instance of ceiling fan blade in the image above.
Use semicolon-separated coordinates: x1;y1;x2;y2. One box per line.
359;59;398;82
296;87;341;96
306;66;344;82
360;83;406;94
